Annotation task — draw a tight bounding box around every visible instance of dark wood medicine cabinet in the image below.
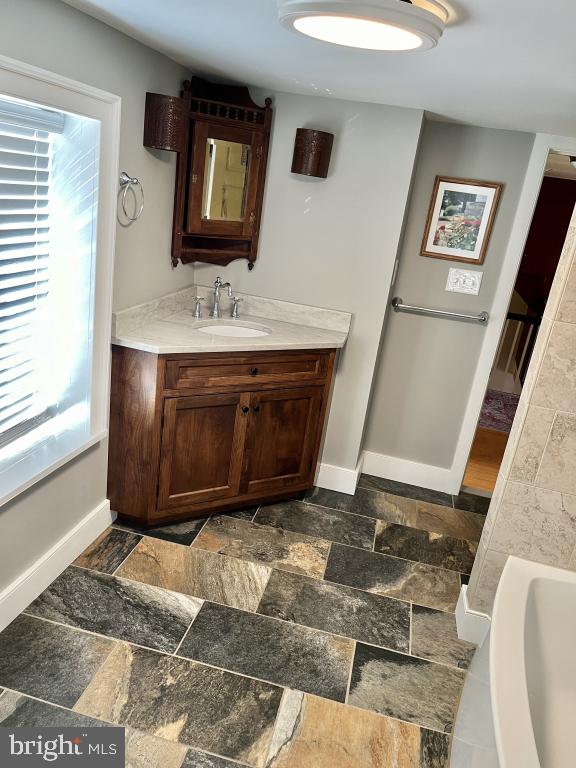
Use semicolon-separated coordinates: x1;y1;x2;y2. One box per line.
143;77;273;270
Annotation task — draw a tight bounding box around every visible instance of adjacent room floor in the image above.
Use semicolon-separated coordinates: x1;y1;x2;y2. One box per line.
0;476;489;768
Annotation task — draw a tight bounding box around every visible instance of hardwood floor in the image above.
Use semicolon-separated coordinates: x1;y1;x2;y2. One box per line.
463;427;509;493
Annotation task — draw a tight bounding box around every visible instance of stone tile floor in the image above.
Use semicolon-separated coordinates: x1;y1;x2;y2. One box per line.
0;475;486;768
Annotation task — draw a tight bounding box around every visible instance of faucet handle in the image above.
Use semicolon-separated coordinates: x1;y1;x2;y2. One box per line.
192;296;204;318
231;297;243;319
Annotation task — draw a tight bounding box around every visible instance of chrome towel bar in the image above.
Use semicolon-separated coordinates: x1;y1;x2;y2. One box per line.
391;297;489;325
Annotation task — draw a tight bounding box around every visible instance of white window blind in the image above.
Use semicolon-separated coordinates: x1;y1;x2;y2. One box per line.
0;100;65;448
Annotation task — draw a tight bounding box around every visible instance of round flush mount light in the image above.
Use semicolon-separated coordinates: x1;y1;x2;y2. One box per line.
278;0;448;51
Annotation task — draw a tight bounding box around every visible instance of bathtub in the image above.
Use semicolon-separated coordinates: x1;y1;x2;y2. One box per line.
451;556;576;768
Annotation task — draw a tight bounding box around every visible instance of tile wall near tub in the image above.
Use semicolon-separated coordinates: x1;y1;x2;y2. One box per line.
468;215;576;613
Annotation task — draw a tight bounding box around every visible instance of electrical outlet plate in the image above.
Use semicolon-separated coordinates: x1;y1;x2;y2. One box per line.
446;268;483;295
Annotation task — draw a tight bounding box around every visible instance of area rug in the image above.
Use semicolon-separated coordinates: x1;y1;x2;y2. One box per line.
478;389;520;434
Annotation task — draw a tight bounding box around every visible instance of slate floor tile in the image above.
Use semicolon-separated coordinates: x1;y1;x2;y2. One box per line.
255;500;375;550
178;601;353;702
265;689;450;768
452;492;491;515
324;544;461;612
114;517;207;547
374;522;478;574
0;689;106;728
412;500;485;542
0;691;193;768
116;537;271;612
0;615;114;707
180;750;243;768
304;486;419;522
257;569;410;652
192;515;330;578
74;643;282;768
348;643;465;733
411;605;476;669
74;527;142;574
26;566;203;653
115;508;258;547
357;475;453;507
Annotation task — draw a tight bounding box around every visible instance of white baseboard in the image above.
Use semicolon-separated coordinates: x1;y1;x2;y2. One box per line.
315;456;364;495
361;450;459;495
0;500;114;632
456;585;491;645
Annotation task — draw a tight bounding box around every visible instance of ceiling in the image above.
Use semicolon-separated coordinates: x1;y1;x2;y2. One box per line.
62;0;576;136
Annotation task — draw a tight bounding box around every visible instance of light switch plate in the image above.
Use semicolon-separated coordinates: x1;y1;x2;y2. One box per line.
446;268;483;295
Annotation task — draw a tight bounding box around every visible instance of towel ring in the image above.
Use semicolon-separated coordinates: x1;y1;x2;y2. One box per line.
119;171;144;221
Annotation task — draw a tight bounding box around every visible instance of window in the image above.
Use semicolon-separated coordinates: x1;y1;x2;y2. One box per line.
0;100;60;447
0;91;102;504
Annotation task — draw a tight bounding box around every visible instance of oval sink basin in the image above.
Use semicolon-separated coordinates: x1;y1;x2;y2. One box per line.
197;324;271;338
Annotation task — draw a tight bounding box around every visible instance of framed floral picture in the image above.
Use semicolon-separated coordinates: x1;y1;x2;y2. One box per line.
421;176;503;264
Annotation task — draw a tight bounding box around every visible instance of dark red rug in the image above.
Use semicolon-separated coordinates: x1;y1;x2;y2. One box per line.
478;389;520;434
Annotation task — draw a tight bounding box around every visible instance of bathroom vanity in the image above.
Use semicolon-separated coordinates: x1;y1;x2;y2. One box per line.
108;286;350;526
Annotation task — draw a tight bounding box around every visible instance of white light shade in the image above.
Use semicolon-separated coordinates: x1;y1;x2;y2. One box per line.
278;0;448;52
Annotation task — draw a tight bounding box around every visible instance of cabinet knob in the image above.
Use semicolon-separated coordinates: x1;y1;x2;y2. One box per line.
241;406;249;414
253;405;261;413
250;367;259;376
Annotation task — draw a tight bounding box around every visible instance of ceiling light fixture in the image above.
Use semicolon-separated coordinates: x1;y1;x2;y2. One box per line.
278;0;448;52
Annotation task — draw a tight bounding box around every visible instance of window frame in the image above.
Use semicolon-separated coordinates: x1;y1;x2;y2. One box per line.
0;53;120;508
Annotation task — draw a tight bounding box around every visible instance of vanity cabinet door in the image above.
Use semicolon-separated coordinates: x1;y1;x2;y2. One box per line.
157;393;249;511
243;386;324;495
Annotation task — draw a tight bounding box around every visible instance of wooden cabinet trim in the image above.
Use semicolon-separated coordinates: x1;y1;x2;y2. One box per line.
157;391;250;511
164;350;329;391
109;346;337;525
242;385;324;495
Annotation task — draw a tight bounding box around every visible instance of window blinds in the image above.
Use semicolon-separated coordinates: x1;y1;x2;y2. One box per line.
0;102;60;447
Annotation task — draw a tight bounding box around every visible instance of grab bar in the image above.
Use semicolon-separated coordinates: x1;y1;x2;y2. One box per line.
391;297;489;325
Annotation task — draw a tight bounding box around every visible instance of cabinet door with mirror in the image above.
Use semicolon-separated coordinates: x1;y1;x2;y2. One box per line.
187;122;262;238
143;77;272;270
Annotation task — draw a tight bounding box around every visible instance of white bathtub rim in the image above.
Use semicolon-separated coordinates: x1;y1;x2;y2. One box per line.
490;556;576;768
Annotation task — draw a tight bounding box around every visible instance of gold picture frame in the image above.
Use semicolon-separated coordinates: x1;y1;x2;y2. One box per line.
421;176;503;265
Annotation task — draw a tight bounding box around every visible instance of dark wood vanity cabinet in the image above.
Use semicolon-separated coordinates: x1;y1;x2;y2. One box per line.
108;347;336;526
143;77;272;270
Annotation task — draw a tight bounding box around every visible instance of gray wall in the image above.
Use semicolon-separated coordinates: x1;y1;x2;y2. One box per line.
196;92;423;472
0;0;192;311
364;120;535;469
0;0;189;595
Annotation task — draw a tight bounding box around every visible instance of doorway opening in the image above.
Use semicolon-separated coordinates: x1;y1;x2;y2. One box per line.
463;151;576;493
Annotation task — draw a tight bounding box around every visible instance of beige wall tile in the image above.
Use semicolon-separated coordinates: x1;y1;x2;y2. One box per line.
557;262;576;324
545;223;576;321
468;549;508;615
489;482;576;566
509;406;555;483
536;412;576;496
520;316;551;395
468;211;576;616
532;322;576;411
476;469;507;549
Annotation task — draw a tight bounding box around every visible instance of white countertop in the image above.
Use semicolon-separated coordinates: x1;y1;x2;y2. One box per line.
112;310;348;355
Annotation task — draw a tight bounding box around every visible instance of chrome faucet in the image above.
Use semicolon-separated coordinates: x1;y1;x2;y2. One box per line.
211;276;232;318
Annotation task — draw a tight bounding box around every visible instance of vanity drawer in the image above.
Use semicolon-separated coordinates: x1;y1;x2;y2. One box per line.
164;351;329;391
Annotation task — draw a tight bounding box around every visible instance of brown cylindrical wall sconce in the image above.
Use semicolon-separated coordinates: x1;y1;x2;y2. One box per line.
291;128;334;178
143;93;186;152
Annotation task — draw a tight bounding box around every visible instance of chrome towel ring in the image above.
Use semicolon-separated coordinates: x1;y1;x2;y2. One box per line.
119;171;144;221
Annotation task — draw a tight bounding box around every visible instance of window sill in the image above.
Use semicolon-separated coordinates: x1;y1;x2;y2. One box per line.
0;410;107;508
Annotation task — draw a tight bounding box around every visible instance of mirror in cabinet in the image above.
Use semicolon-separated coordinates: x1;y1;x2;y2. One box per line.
144;77;272;270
